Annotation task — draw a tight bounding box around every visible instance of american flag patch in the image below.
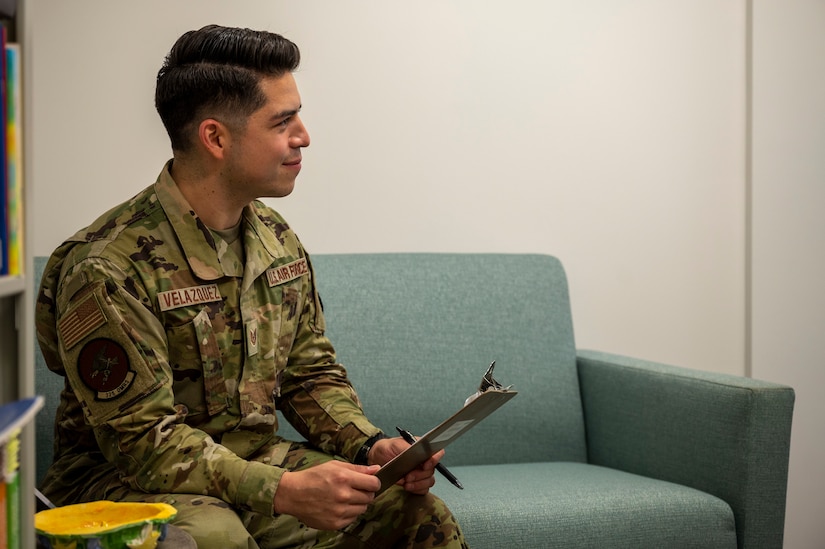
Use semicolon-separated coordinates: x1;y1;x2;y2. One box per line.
58;294;107;350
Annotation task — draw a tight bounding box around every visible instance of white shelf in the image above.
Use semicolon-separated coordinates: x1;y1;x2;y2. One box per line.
0;275;25;297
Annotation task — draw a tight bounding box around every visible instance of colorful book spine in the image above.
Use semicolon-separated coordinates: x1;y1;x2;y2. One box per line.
5;42;21;276
1;398;44;549
0;24;7;276
2;429;21;549
0;479;7;549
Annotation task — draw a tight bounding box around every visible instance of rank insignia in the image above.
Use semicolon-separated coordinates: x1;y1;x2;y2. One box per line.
78;338;136;400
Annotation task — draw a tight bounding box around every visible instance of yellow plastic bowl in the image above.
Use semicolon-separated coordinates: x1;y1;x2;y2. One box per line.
35;501;177;549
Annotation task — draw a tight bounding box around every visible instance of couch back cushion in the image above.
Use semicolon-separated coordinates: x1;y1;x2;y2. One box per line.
34;253;587;476
309;253;587;465
34;256;61;484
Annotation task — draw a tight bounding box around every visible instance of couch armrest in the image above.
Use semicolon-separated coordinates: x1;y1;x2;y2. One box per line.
577;350;794;549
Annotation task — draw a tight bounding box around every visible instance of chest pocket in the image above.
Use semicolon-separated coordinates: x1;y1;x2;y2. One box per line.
166;307;228;420
193;308;228;416
239;281;302;416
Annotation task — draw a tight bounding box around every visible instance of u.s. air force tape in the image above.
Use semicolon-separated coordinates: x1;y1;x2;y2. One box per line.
266;258;308;287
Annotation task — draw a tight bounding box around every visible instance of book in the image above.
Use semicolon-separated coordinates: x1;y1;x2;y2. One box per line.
2;429;20;549
1;397;44;549
0;397;41;453
0;0;16;18
0;476;6;549
5;42;21;275
0;25;7;276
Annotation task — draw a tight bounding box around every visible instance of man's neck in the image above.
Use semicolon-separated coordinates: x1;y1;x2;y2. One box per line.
169;157;245;230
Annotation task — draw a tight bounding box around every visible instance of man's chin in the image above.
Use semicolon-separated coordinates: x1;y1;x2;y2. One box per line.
262;180;297;199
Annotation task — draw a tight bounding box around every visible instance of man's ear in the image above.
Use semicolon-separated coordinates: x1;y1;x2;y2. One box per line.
199;118;228;159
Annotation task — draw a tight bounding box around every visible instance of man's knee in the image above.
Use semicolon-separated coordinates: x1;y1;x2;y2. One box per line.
344;487;468;548
177;495;256;548
121;493;258;549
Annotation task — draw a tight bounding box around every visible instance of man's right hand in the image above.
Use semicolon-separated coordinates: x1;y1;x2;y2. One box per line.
273;460;381;530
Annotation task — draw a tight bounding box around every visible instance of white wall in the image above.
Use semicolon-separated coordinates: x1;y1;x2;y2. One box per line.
25;0;822;545
751;1;825;547
27;0;747;378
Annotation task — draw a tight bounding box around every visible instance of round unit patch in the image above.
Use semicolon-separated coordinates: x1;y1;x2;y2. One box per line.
78;338;136;400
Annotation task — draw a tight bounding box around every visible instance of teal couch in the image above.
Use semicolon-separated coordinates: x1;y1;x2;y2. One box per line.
34;254;794;548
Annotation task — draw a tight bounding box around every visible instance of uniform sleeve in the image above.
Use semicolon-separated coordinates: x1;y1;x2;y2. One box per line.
54;258;282;516
276;254;382;461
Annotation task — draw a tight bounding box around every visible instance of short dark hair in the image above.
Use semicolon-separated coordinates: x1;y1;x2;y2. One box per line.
155;25;301;152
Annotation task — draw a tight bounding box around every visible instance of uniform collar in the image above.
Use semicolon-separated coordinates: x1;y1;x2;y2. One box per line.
154;161;288;281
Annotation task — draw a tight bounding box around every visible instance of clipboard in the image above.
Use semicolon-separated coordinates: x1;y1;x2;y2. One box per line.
376;362;517;493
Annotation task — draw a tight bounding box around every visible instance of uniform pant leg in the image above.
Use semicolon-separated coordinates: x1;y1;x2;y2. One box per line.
339;486;468;549
243;485;467;549
243;442;469;549
113;491;259;549
45;461;259;549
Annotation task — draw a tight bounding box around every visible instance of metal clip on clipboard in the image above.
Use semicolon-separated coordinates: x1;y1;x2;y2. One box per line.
464;361;513;406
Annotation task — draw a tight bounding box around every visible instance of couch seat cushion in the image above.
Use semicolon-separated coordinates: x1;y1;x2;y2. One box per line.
430;462;736;549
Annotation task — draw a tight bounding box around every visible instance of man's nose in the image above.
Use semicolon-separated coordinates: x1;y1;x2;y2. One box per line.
290;115;310;148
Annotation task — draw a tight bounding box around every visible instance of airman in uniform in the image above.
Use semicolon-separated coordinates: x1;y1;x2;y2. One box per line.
36;24;468;549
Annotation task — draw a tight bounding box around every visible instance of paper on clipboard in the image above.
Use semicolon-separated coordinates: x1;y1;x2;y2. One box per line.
376;363;517;493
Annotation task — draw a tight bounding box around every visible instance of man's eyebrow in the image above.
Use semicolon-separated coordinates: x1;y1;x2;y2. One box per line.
270;105;302;121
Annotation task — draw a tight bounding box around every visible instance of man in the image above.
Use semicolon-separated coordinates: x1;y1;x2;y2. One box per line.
36;24;468;548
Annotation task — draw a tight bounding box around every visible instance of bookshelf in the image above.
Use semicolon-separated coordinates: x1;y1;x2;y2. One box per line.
1;1;35;548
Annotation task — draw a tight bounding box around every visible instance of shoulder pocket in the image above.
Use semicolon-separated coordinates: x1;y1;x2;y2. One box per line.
59;281;166;427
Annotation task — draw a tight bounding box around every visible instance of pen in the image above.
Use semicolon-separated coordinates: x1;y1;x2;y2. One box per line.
395;426;464;490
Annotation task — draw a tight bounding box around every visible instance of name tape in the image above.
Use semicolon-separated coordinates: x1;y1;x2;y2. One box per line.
158;284;222;312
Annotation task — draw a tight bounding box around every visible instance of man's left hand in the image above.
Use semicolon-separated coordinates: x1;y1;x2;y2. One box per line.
369;437;444;495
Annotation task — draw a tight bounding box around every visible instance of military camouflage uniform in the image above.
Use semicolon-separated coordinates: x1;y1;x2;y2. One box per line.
36;162;468;548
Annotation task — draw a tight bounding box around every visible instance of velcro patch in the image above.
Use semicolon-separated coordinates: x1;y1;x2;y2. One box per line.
157;284;222;312
58;293;107;350
266;258;308;287
77;338;136;400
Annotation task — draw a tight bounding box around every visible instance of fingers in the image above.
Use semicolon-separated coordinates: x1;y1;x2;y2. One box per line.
369;437;407;466
325;464;382;528
400;472;436;494
324;462;381;499
398;449;447;494
274;461;382;530
425;449;446;467
373;436;451;495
